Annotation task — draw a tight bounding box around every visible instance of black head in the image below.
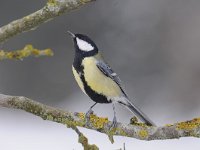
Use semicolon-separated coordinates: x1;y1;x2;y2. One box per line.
68;31;98;57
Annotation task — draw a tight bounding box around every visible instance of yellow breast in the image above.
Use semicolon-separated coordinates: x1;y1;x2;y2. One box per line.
72;66;86;95
82;56;122;97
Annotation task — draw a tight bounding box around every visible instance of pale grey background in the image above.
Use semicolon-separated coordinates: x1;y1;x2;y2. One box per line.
0;0;200;149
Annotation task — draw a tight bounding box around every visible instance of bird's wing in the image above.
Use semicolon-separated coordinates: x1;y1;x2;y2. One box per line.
96;61;127;96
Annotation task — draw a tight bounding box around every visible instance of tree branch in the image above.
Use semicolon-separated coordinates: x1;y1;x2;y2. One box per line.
1;93;200;143
0;44;53;60
73;125;99;150
0;0;95;43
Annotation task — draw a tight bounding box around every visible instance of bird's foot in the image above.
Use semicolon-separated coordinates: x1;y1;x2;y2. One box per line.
110;115;118;129
85;109;93;126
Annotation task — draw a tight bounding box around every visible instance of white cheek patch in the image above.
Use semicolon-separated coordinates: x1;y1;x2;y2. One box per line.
76;38;94;52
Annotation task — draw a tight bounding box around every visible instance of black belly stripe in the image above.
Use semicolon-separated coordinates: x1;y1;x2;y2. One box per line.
73;53;111;104
80;74;111;104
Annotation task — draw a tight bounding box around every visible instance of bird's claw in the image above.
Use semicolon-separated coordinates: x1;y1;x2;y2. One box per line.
85;109;93;126
110;115;117;129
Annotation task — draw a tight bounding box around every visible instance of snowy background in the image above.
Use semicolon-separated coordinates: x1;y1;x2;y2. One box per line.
0;0;200;149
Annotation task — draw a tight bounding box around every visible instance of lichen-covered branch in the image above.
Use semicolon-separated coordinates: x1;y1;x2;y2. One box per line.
0;45;53;60
0;0;95;43
0;94;200;144
72;125;99;150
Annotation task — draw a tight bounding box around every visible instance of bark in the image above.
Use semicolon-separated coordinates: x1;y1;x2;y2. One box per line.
0;93;200;143
0;0;95;43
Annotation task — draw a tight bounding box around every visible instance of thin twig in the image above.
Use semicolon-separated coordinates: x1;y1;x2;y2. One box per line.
72;126;99;150
0;44;53;60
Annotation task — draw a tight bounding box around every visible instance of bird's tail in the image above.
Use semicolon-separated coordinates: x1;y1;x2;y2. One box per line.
119;98;156;126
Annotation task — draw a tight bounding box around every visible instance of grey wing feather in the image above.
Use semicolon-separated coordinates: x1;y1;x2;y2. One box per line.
96;61;128;96
97;61;156;126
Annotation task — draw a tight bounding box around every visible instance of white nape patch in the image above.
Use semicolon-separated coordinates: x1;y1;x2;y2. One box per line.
76;37;94;52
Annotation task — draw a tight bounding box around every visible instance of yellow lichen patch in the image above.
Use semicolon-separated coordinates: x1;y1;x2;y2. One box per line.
0;44;53;60
77;112;85;120
89;114;108;129
40;49;53;56
176;118;200;130
32;49;40;56
47;0;58;6
165;124;173;127
138;130;148;139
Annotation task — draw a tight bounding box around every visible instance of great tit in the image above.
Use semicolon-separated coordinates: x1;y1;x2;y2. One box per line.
68;31;155;126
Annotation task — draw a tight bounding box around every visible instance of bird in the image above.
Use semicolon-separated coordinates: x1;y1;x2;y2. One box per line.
68;31;156;127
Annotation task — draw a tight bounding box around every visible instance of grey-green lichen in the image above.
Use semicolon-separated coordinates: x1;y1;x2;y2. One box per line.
107;127;129;143
129;116;149;127
78;134;99;150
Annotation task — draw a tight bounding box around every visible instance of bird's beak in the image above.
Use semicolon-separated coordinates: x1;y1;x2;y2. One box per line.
67;31;75;38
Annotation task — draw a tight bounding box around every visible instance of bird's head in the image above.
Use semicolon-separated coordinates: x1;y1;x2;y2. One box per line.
68;31;98;56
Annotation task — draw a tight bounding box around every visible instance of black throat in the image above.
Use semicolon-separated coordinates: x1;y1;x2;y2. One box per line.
73;52;84;73
73;47;98;73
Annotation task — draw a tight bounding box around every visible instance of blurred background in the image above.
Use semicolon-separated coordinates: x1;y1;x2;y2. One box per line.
0;0;200;149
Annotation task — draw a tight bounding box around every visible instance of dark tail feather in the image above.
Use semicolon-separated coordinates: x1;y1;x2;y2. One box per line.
119;99;156;126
